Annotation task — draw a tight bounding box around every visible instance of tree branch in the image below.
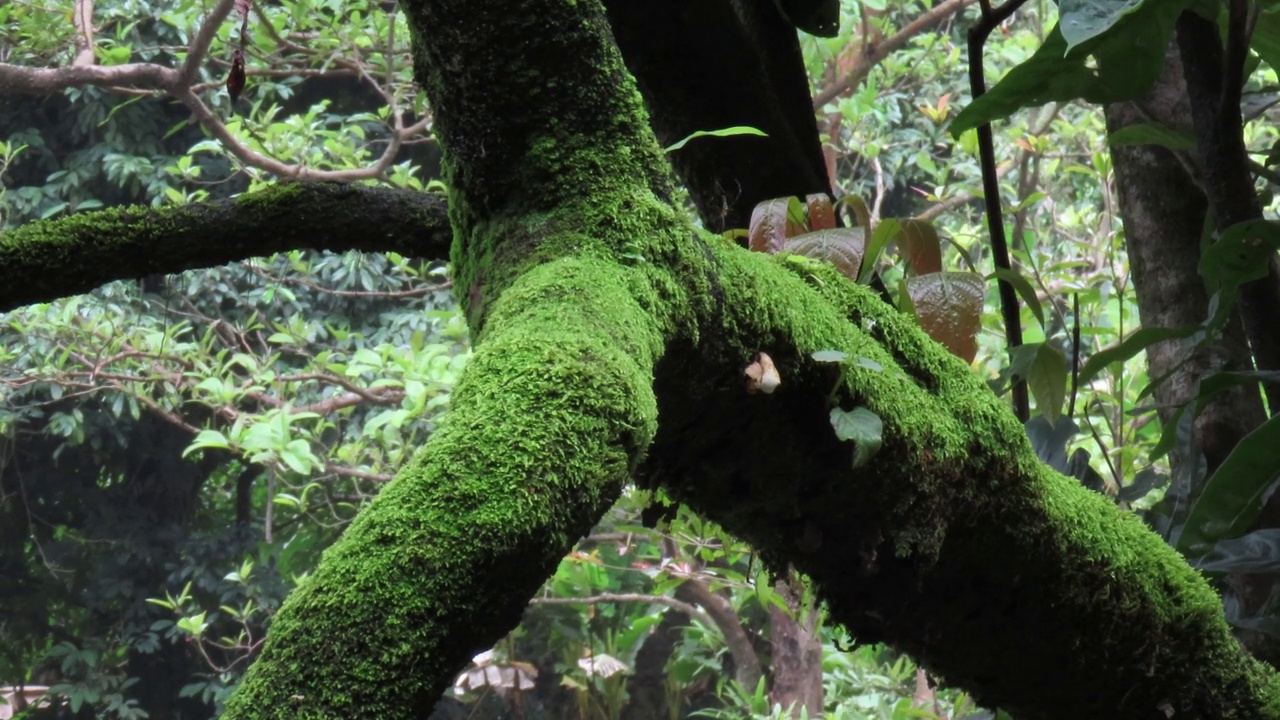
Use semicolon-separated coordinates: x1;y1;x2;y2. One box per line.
811;0;976;109
0;0;427;184
180;0;237;88
0;62;177;94
72;0;97;67
0;182;451;312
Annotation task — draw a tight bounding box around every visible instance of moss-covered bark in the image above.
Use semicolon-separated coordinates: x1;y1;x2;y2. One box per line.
221;256;663;716
648;247;1280;717
0;182;449;312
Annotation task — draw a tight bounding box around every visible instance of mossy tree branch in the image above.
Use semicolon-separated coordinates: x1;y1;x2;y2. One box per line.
93;0;1279;718
0;182;450;312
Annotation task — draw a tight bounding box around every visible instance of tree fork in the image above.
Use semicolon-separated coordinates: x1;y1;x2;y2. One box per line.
8;0;1259;717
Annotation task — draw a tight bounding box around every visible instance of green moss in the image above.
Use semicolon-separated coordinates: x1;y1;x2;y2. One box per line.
224;256;663;718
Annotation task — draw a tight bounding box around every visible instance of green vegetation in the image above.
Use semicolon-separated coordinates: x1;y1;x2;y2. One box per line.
3;0;1280;717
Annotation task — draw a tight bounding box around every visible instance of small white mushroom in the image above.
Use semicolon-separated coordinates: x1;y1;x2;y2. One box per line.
744;352;781;394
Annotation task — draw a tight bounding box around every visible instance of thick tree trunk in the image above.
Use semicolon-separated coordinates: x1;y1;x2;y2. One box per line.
1176;12;1280;412
1106;40;1264;477
604;0;830;230
1108;36;1280;666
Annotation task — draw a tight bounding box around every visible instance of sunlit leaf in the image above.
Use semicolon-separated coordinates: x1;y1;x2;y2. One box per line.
664;126;768;153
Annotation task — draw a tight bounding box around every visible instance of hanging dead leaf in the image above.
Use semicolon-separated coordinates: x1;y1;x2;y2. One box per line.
227;48;246;104
805;193;836;231
905;272;984;363
749;197;806;253
896;219;943;276
744;352;781;394
782;228;865;280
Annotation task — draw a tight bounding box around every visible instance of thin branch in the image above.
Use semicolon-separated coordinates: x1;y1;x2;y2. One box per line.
72;0;97;67
0;62;176;94
530;592;714;632
968;0;1031;422
812;0;977;109
180;0;237;88
323;463;394;483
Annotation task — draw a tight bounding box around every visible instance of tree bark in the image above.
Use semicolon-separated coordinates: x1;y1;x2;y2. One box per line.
1176;11;1280;412
1108;32;1280;667
0;183;450;312
604;0;830;230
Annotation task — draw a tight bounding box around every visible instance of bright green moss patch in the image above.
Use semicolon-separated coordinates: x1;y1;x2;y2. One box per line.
223;254;663;719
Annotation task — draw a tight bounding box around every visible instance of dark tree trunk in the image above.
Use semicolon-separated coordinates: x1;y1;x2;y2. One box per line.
1109;33;1280;667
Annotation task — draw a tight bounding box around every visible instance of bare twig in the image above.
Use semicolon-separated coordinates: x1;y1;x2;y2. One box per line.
180;0;237;88
72;0;97;67
812;0;977;109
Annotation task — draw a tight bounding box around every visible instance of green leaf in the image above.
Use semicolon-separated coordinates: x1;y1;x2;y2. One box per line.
183;429;230;457
950;0;1186;136
1059;0;1146;51
1251;7;1280;75
858;219;902;285
1027;343;1067;424
990;267;1045;329
1199;219;1280;291
1177;415;1280;556
812;350;849;363
829;406;884;469
1107;122;1195;151
1078;326;1200;387
664;126;768;153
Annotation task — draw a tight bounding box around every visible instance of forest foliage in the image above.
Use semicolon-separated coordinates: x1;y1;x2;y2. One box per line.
2;0;1280;717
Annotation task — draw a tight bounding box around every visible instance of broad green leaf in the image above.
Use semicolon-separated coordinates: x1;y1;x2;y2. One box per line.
183;429;230;457
950;0;1186;136
1107;122;1195;151
1078;326;1200;387
990;267;1045;329
858;219;902;285
1199;218;1280;291
812;350;849;363
1251;8;1280;75
664;126;768;153
1028;343;1067;424
829;406;884;469
1059;0;1145;51
1177;415;1280;556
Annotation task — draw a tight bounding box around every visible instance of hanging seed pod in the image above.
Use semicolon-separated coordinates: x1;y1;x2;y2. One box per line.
227;48;246;104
